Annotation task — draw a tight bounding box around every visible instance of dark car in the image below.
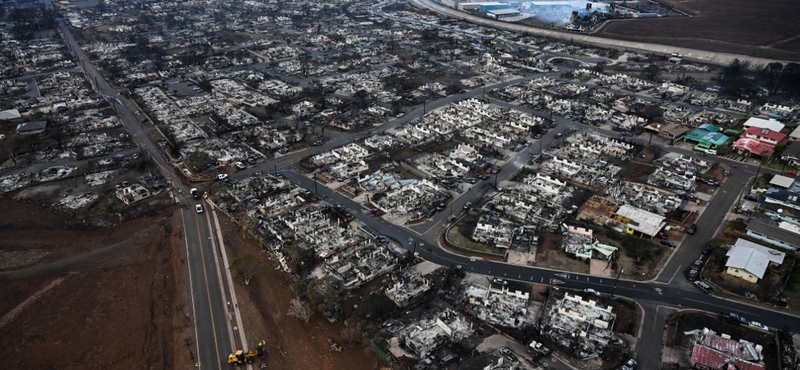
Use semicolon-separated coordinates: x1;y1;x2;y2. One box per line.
687;224;697;235
660;240;676;248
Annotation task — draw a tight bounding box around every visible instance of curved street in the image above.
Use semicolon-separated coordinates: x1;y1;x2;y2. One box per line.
405;0;794;66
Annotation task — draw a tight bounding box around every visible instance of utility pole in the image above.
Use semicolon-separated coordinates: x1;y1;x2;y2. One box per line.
740;159;764;206
611;269;624;297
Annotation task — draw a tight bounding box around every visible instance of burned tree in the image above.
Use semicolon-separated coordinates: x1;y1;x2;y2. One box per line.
229;255;267;286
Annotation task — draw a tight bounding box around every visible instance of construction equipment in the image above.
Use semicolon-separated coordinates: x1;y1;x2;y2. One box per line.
227;350;256;366
228;340;267;366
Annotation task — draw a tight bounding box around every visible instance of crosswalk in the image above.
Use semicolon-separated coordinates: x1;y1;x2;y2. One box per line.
720;153;749;162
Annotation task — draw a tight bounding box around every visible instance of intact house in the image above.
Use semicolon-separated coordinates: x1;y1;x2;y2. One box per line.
760;187;800;226
653;123;691;141
725;238;786;283
770;174;795;189
742;117;785;133
683;124;729;152
746;219;800;252
732;127;788;157
613;204;666;239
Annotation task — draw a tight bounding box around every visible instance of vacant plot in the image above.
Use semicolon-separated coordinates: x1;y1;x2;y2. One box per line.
0;199;188;370
597;0;800;61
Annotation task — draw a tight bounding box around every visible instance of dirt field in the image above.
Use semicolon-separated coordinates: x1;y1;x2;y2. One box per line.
597;0;800;61
0;198;189;370
217;214;384;370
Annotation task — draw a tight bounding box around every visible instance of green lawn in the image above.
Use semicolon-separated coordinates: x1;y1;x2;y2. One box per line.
446;226;503;255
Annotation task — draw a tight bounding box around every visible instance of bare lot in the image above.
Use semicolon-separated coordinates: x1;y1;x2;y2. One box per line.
597;0;800;61
0;199;188;370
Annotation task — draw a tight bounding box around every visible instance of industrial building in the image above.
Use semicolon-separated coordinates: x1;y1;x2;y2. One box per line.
488;8;521;19
457;2;514;12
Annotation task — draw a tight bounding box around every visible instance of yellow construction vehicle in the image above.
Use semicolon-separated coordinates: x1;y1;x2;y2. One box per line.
227;340;267;366
227;349;256;366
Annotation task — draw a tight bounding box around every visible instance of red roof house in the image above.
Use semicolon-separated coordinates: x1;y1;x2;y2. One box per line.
733;127;788;157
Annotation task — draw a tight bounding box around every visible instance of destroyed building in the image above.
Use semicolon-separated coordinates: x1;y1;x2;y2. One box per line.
562;226;618;260
396;308;474;359
462;281;534;329
472;215;515;249
605;181;684;216
385;272;434;307
687;328;765;370
542;291;617;359
324;241;396;289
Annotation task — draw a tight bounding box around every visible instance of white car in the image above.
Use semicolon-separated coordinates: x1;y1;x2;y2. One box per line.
195;204;203;213
584;288;600;295
705;149;717;155
749;321;769;331
217;173;228;180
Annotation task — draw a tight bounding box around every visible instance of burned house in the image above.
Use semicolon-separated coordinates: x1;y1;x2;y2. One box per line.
541;291;617;359
462;280;534;329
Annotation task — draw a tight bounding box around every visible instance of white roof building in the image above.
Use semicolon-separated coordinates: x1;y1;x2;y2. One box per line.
743;117;785;133
0;109;21;121
615;204;666;237
726;239;785;280
790;126;800;141
770;174;795;189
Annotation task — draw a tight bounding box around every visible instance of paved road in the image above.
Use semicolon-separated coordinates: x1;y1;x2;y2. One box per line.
409;0;794;66
276;91;789;370
53;4;794;369
55;15;244;370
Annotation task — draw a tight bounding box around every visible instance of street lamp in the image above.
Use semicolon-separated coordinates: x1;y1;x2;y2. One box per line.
611;269;624;297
